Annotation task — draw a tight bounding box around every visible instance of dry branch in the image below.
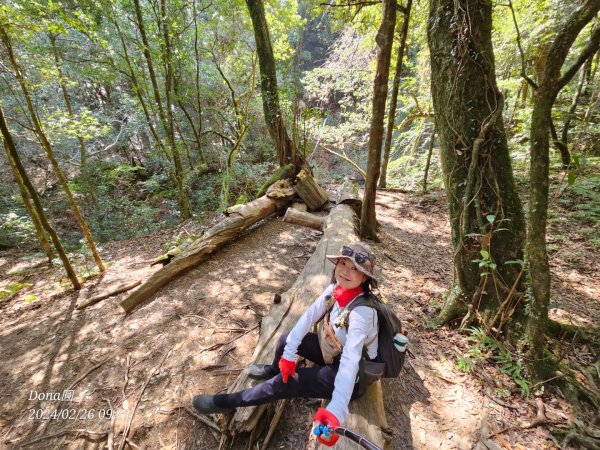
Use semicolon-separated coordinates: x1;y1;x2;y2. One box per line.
260;399;288;450
320;145;366;178
76;281;141;310
20;429;108;447
120;181;296;313
117;349;171;450
180;406;221;432
67;358;108;391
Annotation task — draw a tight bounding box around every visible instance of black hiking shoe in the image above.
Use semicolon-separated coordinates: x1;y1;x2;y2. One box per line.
192;395;235;415
247;364;278;380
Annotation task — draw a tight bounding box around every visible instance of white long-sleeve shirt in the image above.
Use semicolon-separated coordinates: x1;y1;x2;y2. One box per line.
282;284;378;423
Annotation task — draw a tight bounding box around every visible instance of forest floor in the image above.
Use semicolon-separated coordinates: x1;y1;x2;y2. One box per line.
0;186;598;450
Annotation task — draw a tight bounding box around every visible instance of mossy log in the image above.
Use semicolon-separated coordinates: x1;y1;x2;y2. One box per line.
120;180;295;313
255;163;296;198
224;180;386;449
293;169;329;211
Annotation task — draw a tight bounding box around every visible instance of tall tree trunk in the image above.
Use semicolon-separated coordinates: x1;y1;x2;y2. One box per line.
560;55;593;148
192;0;206;167
160;0;191;220
427;0;526;331
422;127;436;193
132;0;166;127
526;1;600;377
549;118;571;167
0;106;80;290
49;33;88;168
133;0;190;219
360;0;397;240
0;26;105;273
379;0;412;189
4;143;55;261
245;0;297;169
112;15;167;158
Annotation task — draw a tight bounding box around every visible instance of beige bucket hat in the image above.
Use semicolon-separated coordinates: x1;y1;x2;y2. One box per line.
326;242;378;288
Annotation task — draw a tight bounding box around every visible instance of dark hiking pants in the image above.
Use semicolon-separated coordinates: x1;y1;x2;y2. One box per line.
213;332;362;409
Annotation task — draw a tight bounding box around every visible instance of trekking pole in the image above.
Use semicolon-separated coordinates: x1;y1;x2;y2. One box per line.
313;424;382;450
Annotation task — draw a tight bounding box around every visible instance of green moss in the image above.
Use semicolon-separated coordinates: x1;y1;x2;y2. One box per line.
0;282;33;301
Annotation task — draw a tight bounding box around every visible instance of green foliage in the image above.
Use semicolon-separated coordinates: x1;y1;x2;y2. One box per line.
265;0;306;62
0;211;37;247
302;27;375;168
67;161;166;242
459;327;531;396
43;108;109;144
0;282;33;301
455;355;476;373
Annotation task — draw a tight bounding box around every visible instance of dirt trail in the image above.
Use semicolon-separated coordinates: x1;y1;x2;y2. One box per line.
0;189;594;449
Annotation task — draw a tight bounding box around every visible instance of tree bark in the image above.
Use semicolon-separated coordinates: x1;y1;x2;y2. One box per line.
4;142;54;261
526;1;600;376
159;0;191;220
360;0;397;240
120;181;296;313
293;169;329;211
245;0;297;169
77;280;141;310
379;0;412;189
192;0;206;166
427;0;526;331
0;26;105;273
560;55;593;153
283;208;326;231
422;127;436;193
133;0;190;219
0;106;80;290
112;14;167;158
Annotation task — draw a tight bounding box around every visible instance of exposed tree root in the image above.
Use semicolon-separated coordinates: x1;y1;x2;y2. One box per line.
555;429;600;450
435;284;468;326
546;319;598;344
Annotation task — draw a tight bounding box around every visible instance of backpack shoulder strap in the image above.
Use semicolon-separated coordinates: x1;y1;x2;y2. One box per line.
316;294;335;324
347;293;379;312
339;294;378;330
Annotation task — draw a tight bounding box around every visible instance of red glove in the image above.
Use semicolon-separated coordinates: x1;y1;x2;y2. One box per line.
278;357;296;383
313;408;340;447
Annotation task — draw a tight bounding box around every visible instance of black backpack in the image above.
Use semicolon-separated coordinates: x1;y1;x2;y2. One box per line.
330;293;408;378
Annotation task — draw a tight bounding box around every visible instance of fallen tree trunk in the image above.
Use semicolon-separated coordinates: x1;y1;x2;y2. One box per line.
77;280;141;310
293;168;329;211
120;180;296;313
312;382;389;450
224;179;389;449
283;208;326;231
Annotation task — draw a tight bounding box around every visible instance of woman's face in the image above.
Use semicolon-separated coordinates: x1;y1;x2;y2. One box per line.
335;258;367;289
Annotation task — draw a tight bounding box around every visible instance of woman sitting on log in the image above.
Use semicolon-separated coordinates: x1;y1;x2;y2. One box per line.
192;242;379;447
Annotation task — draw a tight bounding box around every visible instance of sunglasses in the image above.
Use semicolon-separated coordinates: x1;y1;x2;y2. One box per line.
341;246;370;265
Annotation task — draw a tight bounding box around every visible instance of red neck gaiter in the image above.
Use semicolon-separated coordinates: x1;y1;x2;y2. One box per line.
333;285;363;308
